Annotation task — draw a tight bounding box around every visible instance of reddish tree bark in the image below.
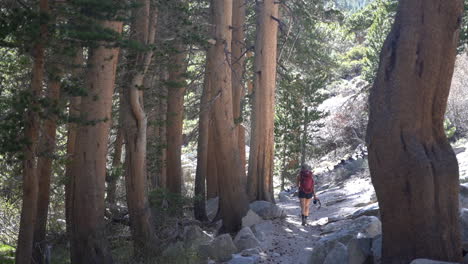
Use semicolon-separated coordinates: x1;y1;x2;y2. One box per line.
69;20;122;264
366;0;464;263
15;1;48;263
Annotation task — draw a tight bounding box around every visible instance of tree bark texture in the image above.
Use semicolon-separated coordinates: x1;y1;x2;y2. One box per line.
232;0;247;172
122;0;158;256
65;48;83;238
166;45;187;195
210;0;248;233
206;124;219;199
15;1;47;263
366;1;463;263
69;20;122;264
247;0;279;203
32;70;61;264
194;36;216;222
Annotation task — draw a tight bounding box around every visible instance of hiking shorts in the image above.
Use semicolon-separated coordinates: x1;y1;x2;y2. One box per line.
298;191;313;199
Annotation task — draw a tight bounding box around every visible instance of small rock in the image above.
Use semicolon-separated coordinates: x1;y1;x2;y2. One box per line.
228;254;260;264
347;237;372;264
371;235;382;264
241;247;262;256
352;203;380;219
410;259;458;264
198;234;237;262
250;201;285;220
183;225;212;249
234;227;261;251
272;252;281;257
323;242;348;264
242;210;263;228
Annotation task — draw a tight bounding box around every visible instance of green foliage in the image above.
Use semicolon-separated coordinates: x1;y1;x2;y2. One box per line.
0;244;15;264
149;188;190;218
444;118;457;140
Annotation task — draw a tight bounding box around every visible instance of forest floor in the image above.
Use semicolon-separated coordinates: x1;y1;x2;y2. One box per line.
251;176;376;264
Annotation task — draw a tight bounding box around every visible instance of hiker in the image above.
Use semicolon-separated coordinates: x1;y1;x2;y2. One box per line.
297;164;317;226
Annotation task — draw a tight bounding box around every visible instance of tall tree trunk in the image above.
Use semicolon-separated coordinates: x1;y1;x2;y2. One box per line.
166;46;187;195
65;48;83;238
206;125;218;199
69;20;123;264
232;0;246;172
247;0;279;203
194;41;215;222
210;0;248;233
32;68;61;264
15;1;48;263
366;1;463;263
106;125;123;216
122;0;158;256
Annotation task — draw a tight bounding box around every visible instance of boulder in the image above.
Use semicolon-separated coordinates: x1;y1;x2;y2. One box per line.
308;240;342;264
234;227;261;251
183;225;212;249
348;238;373;264
323;242;348;264
242;210;263;228
320;216;381;245
198;234;237;262
460;184;468;209
460;208;468;251
228;254;260;264
410;260;458;264
206;197;219;221
352;203;380;219
251;220;274;242
371;235;382;264
249;201;285;220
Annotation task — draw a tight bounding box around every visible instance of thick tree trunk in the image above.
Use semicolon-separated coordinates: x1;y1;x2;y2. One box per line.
122;0;158;256
166;46;187;195
210;0;248;233
366;1;463;263
65;48;83;238
15;1;47;263
32;71;61;264
69;20;122;264
206;125;218;199
232;0;246;172
247;0;279;203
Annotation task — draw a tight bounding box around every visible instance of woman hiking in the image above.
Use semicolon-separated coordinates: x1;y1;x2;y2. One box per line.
297;164;317;226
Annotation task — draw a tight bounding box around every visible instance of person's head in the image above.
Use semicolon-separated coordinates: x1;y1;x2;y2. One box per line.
301;164;309;171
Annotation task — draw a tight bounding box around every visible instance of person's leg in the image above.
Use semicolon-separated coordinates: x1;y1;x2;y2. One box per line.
299;198;305;215
304;198;311;217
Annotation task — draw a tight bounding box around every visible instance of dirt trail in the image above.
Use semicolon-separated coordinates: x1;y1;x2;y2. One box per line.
254;177;375;264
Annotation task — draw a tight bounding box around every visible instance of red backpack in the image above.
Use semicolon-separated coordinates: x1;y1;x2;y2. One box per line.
299;170;314;194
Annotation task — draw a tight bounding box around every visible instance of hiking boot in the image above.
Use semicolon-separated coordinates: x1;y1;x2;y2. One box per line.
301;215;306;226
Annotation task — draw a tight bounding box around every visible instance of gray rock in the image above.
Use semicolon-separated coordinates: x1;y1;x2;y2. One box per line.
278;191;291;202
242;210;263;228
320;216;381;245
241;247;262;256
460;208;468;251
348;238;373;264
460;184;468;209
206;197;219;221
371;235;381;264
228;254;260;264
308;240;342;264
234;227;261;251
249;201;285;220
352;203;380;219
198;234;237;262
251;220;273;242
183;225;212;249
410;259;458;264
323;242;348;264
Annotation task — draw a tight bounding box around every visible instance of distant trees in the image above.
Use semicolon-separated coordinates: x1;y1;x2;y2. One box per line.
367;0;463;263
